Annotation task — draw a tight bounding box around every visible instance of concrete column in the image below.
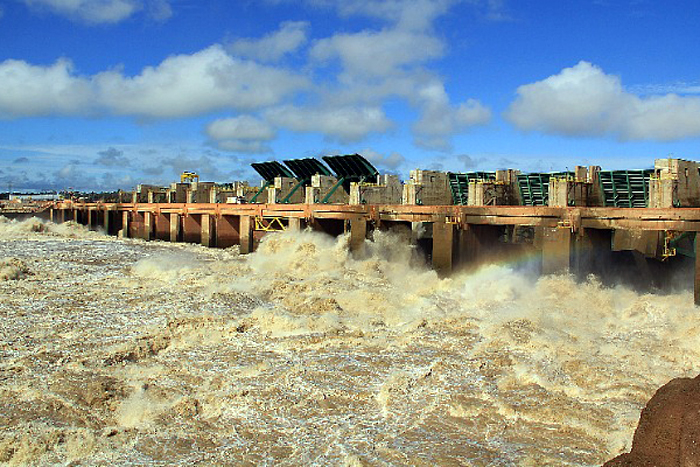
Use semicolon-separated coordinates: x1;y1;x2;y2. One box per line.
240;215;254;254
103;209;110;234
119;211;129;238
87;209;93;230
72;208;78;223
541;226;572;274
49;209;55;223
349;217;367;253
143;211;153;240
170;213;179;242
695;233;700;306
432;220;455;277
288;217;302;231
201;214;213;247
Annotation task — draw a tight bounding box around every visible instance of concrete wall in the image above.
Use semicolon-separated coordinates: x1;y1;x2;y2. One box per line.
267;177;304;204
549;179;591;207
349;175;402;205
548;166;600;207
649;159;700;208
305;175;348;204
169;183;190;203
467;182;511;206
189;182;217;203
466;169;520;206
237;184;263;202
133;184;166;203
402;170;452;205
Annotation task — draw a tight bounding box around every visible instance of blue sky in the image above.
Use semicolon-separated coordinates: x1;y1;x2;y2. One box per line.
1;0;700;191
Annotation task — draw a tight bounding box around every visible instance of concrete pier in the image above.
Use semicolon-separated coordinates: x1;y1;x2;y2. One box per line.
169;213;179;242
432;219;455;277
695;237;700;306
349;217;367;253
288;217;302;231
119;211;129;238
240;215;253;254
201;214;213;247
143;212;153;240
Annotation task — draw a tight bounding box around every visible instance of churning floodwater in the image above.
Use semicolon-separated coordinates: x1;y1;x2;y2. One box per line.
0;216;698;466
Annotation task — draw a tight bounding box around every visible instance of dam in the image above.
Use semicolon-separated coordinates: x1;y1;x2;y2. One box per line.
5;154;700;465
48;155;700;304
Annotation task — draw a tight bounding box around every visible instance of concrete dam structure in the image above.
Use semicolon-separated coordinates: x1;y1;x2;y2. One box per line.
51;155;700;304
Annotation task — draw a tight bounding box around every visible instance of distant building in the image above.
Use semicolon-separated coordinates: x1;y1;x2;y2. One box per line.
9;192;61;202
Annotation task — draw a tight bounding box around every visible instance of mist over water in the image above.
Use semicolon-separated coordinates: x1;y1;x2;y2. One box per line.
0;216;698;465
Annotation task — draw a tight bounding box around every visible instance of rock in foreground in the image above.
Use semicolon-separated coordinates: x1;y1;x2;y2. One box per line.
604;374;700;466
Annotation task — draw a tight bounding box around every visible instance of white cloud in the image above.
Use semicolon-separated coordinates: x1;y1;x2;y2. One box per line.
412;81;491;150
0;46;308;119
96;45;309;118
147;0;171;21
23;0;142;24
362;148;405;170
228;21;309;62
206;116;276;154
22;0;172;23
2;1;495;154
206;116;276;141
95;147;131;166
311;29;443;78
266;105;393;142
505;61;700;141
308;0;453;31
0;58;92;118
306;0;490;149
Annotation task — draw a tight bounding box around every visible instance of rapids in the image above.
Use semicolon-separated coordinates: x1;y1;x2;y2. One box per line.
0;216;697;465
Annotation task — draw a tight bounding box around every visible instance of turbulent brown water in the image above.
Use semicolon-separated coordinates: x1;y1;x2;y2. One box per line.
0;216;698;466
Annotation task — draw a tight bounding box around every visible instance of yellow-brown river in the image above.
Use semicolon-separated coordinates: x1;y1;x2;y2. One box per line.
0;216;698;466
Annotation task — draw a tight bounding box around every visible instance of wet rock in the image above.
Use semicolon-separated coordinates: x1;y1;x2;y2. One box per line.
604;374;700;466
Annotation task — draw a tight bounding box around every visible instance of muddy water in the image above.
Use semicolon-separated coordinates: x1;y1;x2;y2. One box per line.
0;216;698;466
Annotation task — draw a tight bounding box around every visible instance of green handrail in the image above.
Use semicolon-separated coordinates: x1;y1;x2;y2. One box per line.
321;177;346;204
250;181;271;203
281;179;306;203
